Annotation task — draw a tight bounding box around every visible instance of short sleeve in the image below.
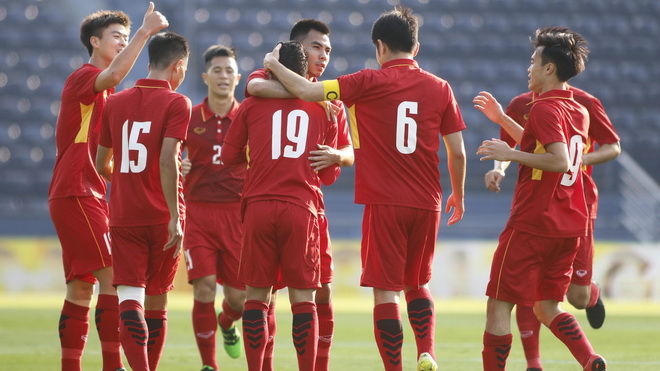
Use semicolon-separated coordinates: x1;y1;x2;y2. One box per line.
164;95;192;141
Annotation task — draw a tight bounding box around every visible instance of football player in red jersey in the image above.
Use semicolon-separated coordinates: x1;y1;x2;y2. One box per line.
481;86;619;371
96;32;191;371
474;27;606;370
180;45;246;371
245;19;353;371
48;3;167;370
222;41;340;371
263;7;467;371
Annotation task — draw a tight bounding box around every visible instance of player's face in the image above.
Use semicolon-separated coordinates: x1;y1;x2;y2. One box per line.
299;30;331;78
203;56;241;99
171;56;188;91
95;24;129;63
527;47;545;94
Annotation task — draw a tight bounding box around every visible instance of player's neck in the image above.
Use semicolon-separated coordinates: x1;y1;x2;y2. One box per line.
539;80;568;95
88;53;112;70
207;93;234;117
379;51;414;65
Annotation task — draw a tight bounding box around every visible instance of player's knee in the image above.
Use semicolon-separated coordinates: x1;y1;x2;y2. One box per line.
192;276;217;301
315;283;332;304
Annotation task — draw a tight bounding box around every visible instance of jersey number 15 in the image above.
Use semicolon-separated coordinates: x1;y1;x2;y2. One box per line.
120;120;151;173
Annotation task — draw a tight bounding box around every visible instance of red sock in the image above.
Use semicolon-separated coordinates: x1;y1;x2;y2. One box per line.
59;300;89;371
374;303;403;371
219;298;242;330
119;300;148;371
548;312;595;368
95;294;123;371
587;282;600;308
262;302;277;371
405;288;435;359
145;310;167;371
193;300;218;369
516;305;542;369
482;331;512;371
315;302;334;371
243;300;269;371
292;301;318;371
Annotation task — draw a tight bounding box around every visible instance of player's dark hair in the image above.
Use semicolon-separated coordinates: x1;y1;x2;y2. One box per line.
289;19;330;41
148;32;190;70
371;6;418;54
203;44;237;70
278;41;308;77
532;27;589;82
80;10;131;56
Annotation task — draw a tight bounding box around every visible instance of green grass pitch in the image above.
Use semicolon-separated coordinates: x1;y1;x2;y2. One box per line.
1;293;659;370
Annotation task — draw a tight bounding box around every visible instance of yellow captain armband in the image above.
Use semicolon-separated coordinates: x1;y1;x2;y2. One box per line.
322;80;341;101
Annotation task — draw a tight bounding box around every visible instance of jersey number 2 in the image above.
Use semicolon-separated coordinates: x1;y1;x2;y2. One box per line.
120;120;151;173
272;109;309;159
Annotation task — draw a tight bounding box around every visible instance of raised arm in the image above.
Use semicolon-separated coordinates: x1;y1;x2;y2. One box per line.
263;44;325;102
160;137;183;257
247;77;296;99
94;2;168;93
473;91;524;144
443;131;466;226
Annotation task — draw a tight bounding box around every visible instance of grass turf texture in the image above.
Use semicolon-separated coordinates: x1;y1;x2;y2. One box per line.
1;293;659;370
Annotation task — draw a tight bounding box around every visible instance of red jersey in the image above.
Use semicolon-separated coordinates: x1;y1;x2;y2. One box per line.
183;98;246;203
245;69;352;214
502;87;619;218
245;69;351;147
328;58;466;210
99;79;191;227
221;97;338;216
49;64;111;200
507;89;589;237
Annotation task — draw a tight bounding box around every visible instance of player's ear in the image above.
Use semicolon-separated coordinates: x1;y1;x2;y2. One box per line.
90;35;100;49
412;42;420;57
235;73;242;84
544;62;555;76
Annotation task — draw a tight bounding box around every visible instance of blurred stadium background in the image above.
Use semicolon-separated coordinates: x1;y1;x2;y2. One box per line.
0;0;659;299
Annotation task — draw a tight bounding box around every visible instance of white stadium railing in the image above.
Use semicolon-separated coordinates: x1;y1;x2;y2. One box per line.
618;151;660;242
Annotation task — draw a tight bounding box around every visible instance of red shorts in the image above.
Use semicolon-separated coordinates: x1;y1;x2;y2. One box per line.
360;204;440;291
319;213;333;284
183;201;244;289
486;226;579;307
571;219;594;285
49;196;112;284
239;200;320;289
111;223;181;296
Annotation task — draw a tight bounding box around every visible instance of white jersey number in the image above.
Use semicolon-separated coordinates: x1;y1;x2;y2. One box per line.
396;101;418;154
560;134;584;186
212;144;222;164
120;120;151;173
272;109;309;159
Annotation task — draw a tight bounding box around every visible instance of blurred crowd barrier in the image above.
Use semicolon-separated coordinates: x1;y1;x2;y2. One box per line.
1;237;659;301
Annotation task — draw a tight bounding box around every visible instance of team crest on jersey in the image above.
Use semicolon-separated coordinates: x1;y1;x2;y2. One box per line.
523;113;530;121
575;270;588;277
194;127;206;134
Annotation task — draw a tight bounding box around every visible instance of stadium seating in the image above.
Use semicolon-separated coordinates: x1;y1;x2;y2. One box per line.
0;0;657;240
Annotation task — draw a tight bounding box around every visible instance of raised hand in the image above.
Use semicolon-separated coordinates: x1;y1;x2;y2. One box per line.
473;91;505;125
140;2;169;36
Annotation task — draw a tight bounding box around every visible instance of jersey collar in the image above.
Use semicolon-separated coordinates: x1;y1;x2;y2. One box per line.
381;58;418;70
530;89;574;105
134;78;172;90
201;97;240;122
